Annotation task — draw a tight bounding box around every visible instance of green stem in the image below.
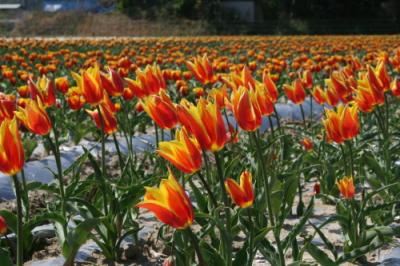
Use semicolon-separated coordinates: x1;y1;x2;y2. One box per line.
197;172;218;208
347;141;355;178
268;116;275;135
273;106;282;134
339;144;349;176
112;133;124;175
12;174;23;266
20;169;29;219
96;106;108;215
154;122;159;149
299;104;307;129
186;228;205;266
214;152;232;266
247;208;254;266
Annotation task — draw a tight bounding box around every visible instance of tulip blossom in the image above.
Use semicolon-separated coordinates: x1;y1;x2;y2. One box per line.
254;82;275;116
0;215;6;235
337;176;355;199
223;66;255;90
100;67;124;96
72;65;104;105
136;64;166;95
0;93;16;122
158;128;202;174
55;76;69;94
186;54;216;85
0;118;25;176
354;79;377;113
313;182;320;195
300;138;313;151
86;104;118;134
300;70;313;89
225;171;254;208
262;72;279;102
141;91;178;129
391;77;400;97
311;86;326;105
283;79;306;104
15;98;52;136
177;98;227;152
66;87;86;110
137;169;194;229
231;86;262;131
323;104;359;144
28;76;56;107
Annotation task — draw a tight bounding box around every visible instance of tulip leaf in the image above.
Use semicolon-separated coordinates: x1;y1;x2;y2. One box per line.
199;240;225;266
336;235;383;264
0;210;17;234
0;247;13;266
305;242;337;266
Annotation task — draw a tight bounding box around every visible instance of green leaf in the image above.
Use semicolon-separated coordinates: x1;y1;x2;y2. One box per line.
309;221;337;259
0;210;17;233
0;247;13;266
306;242;336;266
199;240;225;266
336;236;383;263
233;242;249;266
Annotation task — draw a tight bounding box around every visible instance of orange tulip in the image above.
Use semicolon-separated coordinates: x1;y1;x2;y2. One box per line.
225;171;254;208
100;67;124;97
137;169;194;229
0;93;16;122
0;215;7;235
0;118;25;175
231;86;262;131
66;87;86;110
300;138;313;151
72;65;104;105
325;85;340;107
158;128;202;174
223;66;255;90
28;76;56;107
300;70;313;89
208;86;229;108
262;72;279;102
186;54;216;85
391;77;400;97
177;98;227;152
141;91;178;130
86;104;117;134
15;98;52;136
283;79;306;104
354;79;376;113
323;104;359;144
254;82;275;116
337;176;355;199
55;76;69;94
311;86;326;105
136;64;166;95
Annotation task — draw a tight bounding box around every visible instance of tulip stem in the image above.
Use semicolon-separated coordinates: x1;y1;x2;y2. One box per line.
186;228;205;266
268;116;275;135
214;152;232;266
347;141;355;178
247;208;254;266
273;106;283;134
196;172;218;208
154;122;159;149
96;106;108;215
12;174;23;266
299;104;307;129
112;133;124;175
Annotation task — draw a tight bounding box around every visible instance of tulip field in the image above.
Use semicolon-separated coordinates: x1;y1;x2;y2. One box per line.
1;35;400;265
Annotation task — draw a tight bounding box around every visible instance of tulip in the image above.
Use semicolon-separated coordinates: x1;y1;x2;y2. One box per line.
136;64;166;95
72;65;104;105
300;138;313;151
262;72;279;102
55;76;69;94
28;76;56;107
354;80;376;113
323;104;359;144
254;82;275;116
15;98;52;136
100;67;124;96
283;79;306;104
208;86;229;108
311;86;326;105
313;182;320;195
186;54;216;85
137;169;194;229
300;70;313;89
337;176;355;199
325;85;340;107
141;91;178;130
177;98;227;152
86;104;118;134
391;77;400;97
0;215;7;235
223;66;255;90
0;93;16;122
158;128;202;174
66;87;86;110
0;118;25;176
225;171;254;208
231;86;262;131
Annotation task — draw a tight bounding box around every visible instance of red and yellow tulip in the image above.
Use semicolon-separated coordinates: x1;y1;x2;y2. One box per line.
283;79;306;104
15;98;52;136
337;176;355;199
158;128;202;174
0;93;16;122
231;86;262;131
137;169;194;229
186;54;216;85
28;76;56;107
225;170;254;208
86;104;118;134
72;65;104;105
141;91;178;130
323;104;359;144
0;118;25;176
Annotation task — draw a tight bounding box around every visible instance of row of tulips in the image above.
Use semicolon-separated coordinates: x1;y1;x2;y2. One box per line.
0;39;399;266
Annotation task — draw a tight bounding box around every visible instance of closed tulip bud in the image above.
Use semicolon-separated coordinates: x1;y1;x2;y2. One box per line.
28;76;56;107
15;98;52;136
262;72;279;102
72;65;104;105
300;138;313;151
337;176;355;199
391;77;400;97
100;67;124;97
55;76;69;94
0;118;25;175
137;169;194;229
225;171;254;208
231;86;262;131
313;182;320;195
311;86;326;105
